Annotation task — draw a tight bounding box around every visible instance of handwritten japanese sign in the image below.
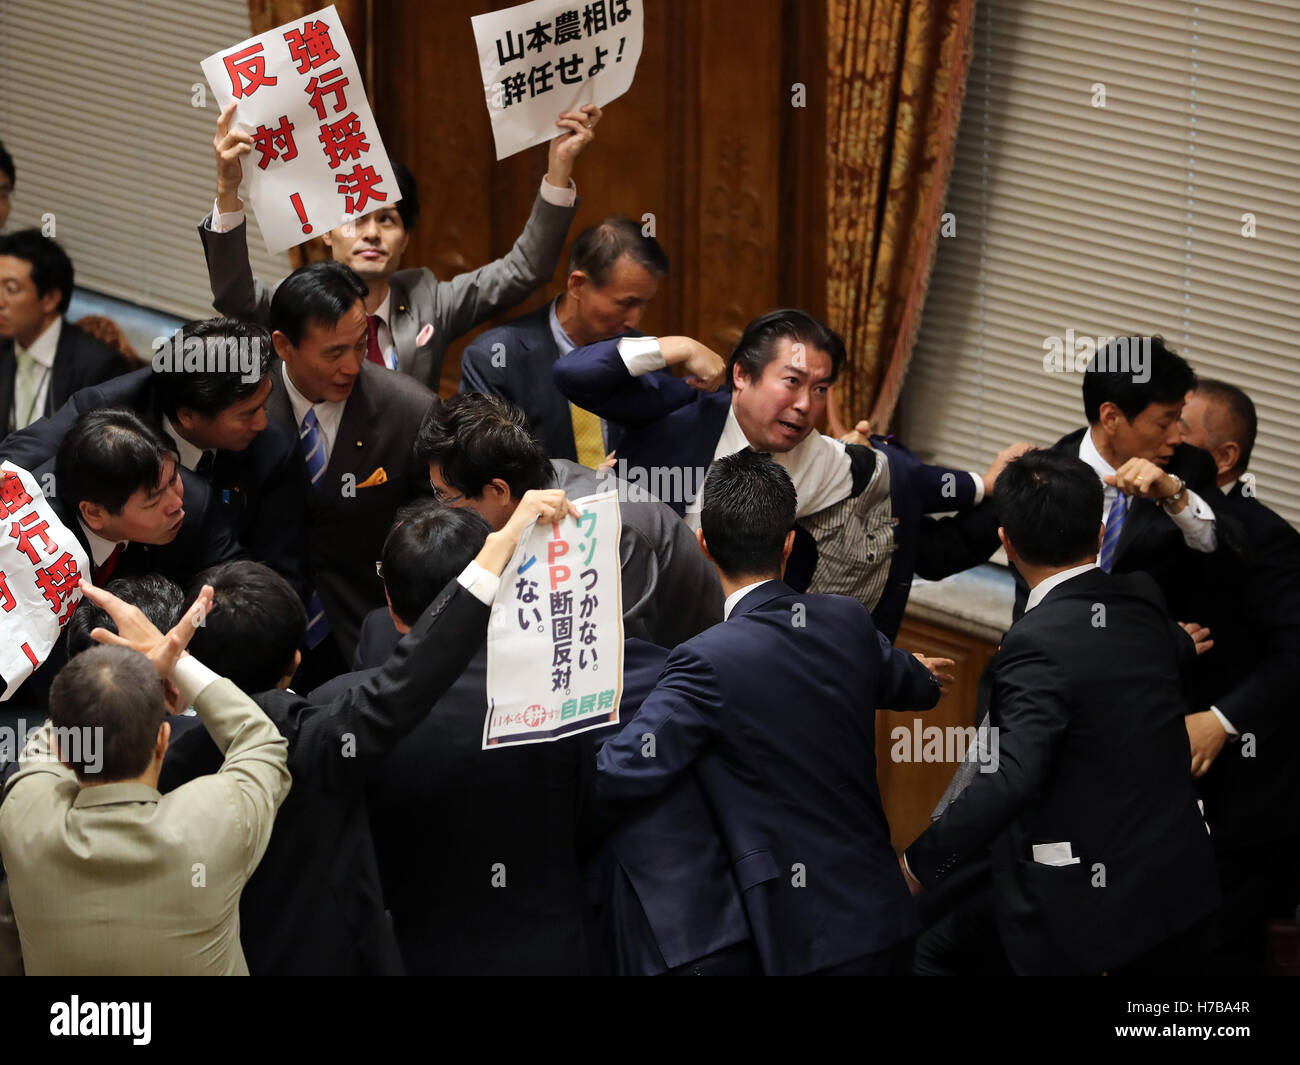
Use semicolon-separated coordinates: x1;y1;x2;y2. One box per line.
200;5;399;253
471;0;644;160
485;491;624;747
0;463;89;700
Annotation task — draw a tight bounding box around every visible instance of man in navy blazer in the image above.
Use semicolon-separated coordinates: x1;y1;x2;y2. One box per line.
459;217;669;464
596;451;946;975
553;307;1017;641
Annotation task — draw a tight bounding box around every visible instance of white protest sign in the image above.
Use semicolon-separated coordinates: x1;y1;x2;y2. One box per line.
472;0;644;160
200;4;399;254
0;463;89;701
485;491;624;747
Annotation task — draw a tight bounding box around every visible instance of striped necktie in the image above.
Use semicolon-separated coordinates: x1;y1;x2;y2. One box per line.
299;408;327;489
298;409;331;648
1099;493;1130;572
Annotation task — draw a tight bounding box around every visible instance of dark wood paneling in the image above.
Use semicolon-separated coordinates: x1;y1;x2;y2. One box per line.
879;617;997;852
372;0;827;395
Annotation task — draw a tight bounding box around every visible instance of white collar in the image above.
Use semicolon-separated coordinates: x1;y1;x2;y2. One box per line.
77;518;126;568
18;315;61;368
1024;562;1099;613
723;578;775;620
372;289;392;328
548;297;577;356
280;361;345;428
1079;425;1117;480
161;416;209;473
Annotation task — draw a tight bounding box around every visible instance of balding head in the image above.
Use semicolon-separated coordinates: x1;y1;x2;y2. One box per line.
1180;379;1257;488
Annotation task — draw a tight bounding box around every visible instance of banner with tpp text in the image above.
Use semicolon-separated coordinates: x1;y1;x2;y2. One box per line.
200;4;399;254
472;0;644;160
485;492;624;748
0;463;89;701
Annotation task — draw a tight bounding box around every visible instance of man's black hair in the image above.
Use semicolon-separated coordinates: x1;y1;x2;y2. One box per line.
0;140;14;187
0;229;74;313
729;308;847;386
269;261;368;346
55;408;177;515
994;449;1103;567
1082;335;1196;424
186;561;307;694
1194;378;1258;476
49;645;166;782
381;502;491;627
392;161;420;231
414;393;553;500
700;450;798;579
153;317;273;421
65;574;185;659
567;216;669;287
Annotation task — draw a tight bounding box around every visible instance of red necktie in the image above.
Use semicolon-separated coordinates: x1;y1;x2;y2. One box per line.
94;543;124;585
366;315;386;367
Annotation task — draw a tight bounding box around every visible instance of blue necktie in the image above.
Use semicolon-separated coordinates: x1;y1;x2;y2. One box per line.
1099;493;1130;572
298;408;331;648
299;408;327;489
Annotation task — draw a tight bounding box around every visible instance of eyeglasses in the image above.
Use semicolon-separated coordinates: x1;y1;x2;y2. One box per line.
431;484;464;506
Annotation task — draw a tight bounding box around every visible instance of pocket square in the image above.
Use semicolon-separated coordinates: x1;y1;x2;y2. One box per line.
416;323;435;346
357;467;388;488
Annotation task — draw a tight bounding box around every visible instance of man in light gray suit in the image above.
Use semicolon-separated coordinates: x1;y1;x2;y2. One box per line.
198;101;602;390
0;581;291;976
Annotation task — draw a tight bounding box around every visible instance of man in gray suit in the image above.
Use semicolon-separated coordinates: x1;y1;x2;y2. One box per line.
199;101;602;390
459;216;668;465
414;392;722;650
0;581;290;975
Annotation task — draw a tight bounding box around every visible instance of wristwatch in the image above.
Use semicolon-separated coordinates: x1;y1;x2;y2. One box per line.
1159;474;1187;509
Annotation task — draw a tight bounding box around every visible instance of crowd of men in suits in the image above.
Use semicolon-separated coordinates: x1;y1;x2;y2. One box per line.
0;114;1295;976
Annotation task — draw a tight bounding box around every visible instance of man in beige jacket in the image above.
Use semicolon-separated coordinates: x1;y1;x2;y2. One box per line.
0;580;291;975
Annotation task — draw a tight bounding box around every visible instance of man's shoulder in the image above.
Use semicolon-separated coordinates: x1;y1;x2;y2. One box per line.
353;362;437;412
57;323;124;372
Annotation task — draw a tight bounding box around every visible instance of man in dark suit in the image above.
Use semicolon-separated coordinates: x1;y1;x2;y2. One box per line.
903;449;1221;975
459;217;669;464
3;408;238;716
0;318;307;599
157;490;566;974
1177;379;1300;972
596;451;946;975
552;308;1007;641
202;102;600;389
0;230;124;433
413;391;723;649
265;262;437;679
937;337;1232;624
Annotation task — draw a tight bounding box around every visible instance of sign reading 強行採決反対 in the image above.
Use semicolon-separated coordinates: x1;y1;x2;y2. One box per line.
485;491;624;748
200;4;399;254
0;463;89;701
471;0;644;160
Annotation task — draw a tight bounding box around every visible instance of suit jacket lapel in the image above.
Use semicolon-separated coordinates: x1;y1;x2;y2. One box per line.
329;367;376;481
48;321;76;413
0;342;15;434
388;276;420;374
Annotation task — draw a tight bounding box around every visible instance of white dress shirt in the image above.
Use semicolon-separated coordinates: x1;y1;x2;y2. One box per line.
723;579;775;620
161;416;212;473
1078;427;1216;552
77;519;125;570
10;316;60;431
615;337;983;531
1023;562;1099;613
281;362;344;465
